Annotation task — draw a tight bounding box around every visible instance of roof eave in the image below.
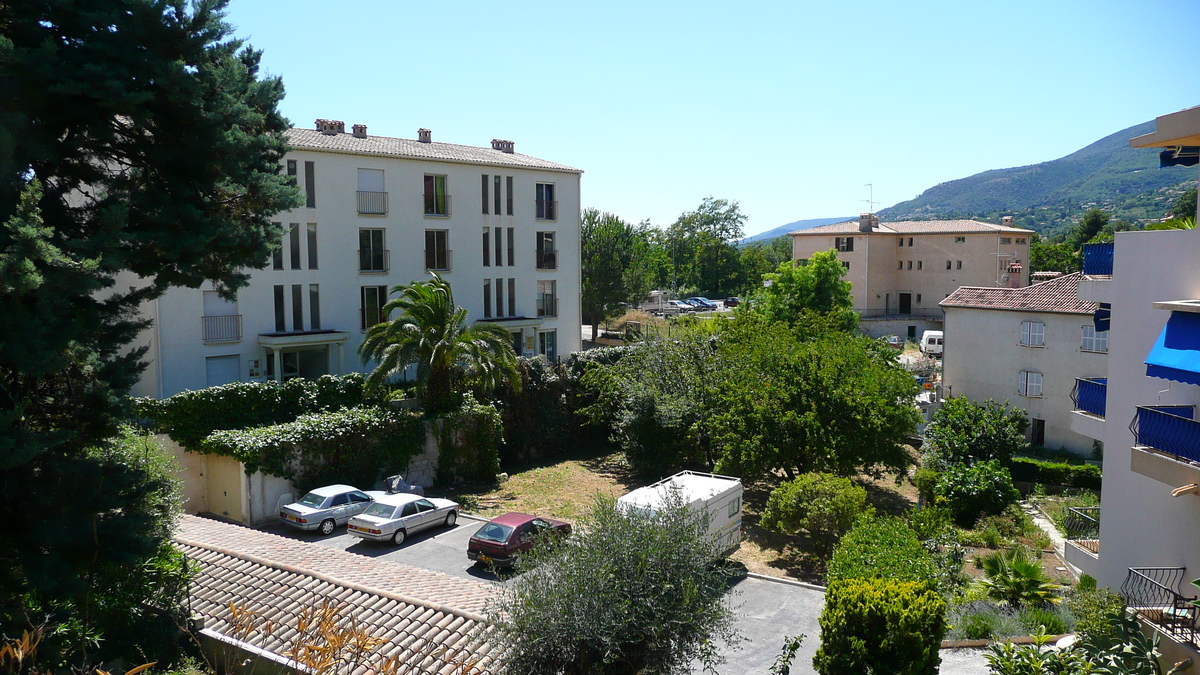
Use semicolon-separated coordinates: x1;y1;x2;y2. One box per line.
1130;107;1200;148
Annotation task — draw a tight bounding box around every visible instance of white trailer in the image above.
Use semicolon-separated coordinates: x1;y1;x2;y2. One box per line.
617;471;743;554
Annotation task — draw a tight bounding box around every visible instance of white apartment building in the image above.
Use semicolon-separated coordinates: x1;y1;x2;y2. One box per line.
128;120;582;398
1066;106;1200;664
941;272;1107;457
791;214;1033;339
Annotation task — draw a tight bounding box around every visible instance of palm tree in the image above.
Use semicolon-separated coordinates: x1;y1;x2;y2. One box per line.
359;273;519;413
976;548;1062;608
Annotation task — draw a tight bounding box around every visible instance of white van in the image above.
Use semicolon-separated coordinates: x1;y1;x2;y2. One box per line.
617;471;743;554
920;330;944;356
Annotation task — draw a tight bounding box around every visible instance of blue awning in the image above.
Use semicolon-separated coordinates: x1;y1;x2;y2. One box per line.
1146;311;1200;386
1160;147;1200;168
1093;303;1111;332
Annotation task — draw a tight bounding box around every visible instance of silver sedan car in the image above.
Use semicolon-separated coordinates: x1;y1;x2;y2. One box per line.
346;493;460;545
278;484;385;535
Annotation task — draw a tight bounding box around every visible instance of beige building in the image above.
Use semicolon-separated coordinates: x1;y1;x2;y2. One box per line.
941;272;1106;456
790;215;1033;339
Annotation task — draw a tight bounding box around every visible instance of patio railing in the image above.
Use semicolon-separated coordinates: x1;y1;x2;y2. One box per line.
1121;567;1196;645
1071;377;1108;419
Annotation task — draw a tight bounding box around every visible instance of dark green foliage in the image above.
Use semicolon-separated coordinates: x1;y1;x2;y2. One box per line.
1009;457;1102;490
1172;186;1197;219
976;548;1062;608
494;357;575;463
661;197;747;297
744;250;857;329
761;473;872;559
986;609;1165;675
907;506;953;541
1029;240;1080;274
436;394;503;484
1067;585;1125;642
739;235;794;291
135;374;371;447
487;494;740;674
813;578;947;675
935;460;1020;527
922;397;1028;469
913;466;941;505
826;516;939;586
1069;208;1111;248
581;209;654;340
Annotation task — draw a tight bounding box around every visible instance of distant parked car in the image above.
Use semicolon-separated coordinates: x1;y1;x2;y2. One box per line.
346;492;460;545
685;297;719;310
279;485;385;535
882;335;903;349
666;300;694;313
723;297;741;308
467;512;572;568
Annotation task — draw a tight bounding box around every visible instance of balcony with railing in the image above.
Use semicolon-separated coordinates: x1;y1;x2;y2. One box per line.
536;297;559;318
1062;505;1100;576
358;249;389;273
1082;241;1115;276
202;314;243;343
1121;567;1197;645
424;193;451;217
356;191;388;215
536;249;558;270
424;249;452;272
1071;378;1108;419
1132;405;1200;464
536;199;558;221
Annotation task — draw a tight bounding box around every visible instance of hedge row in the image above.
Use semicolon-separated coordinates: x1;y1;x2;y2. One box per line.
1009;457;1102;490
826;516;938;586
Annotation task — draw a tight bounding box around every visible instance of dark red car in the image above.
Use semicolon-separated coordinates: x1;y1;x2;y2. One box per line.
467;512;571;568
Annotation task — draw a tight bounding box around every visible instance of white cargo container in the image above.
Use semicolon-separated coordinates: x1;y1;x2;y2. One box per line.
617;471;743;554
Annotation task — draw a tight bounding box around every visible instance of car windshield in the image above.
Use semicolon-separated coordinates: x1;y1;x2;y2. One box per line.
363;503;396;518
475;522;514;543
297;492;326;508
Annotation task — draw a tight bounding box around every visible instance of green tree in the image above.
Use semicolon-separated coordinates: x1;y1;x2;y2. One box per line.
1029;239;1079;274
1068;208;1110;248
0;0;297;663
746;250;857;329
580;208;653;341
921;397;1028;469
488;494;740;675
666;197;746;296
359;274;519;414
1171;185;1197;219
761;473;873;559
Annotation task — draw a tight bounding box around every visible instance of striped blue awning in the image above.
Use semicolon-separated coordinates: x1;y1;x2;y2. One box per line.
1146;311;1200;386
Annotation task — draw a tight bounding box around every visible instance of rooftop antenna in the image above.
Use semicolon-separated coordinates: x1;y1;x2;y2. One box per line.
861;183;877;213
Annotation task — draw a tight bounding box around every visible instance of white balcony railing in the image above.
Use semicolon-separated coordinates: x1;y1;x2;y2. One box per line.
202;314;242;342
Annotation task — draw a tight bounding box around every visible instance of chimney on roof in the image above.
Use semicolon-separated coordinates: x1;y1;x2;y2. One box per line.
1005;261;1024;289
858;213;878;233
1002;215;1014;226
315;119;345;135
352;124;367;138
491;139;515;154
417;128;432;143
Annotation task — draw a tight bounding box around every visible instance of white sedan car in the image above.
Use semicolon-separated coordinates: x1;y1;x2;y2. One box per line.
278;484;385;535
347;493;460;545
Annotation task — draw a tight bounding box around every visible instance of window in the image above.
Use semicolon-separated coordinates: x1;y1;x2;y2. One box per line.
273;285;285;332
506;176;514;215
202;291;240;342
1081;325;1109;353
495;277;503;319
289;223;301;269
898;237;904;247
423;174;449;215
908;237;913;246
309;284;321;330
954;236;965;243
835;236;854;252
1021;321;1045;347
728;497;740;518
907;260;912;270
537;280;557;316
425;230;450;270
539;330;557;362
1016;238;1027;245
361;285;388;329
1000;237;1012;245
304;161;316;207
537;232;557;269
307;223;318;269
482;229;490;266
401;502;417;517
495;226;502;266
286;160;297;185
898;260;903;270
916;294;922;304
1019;371;1043;397
917;260;923;270
957;260;963;270
481;174;489;214
842;261;850;269
483;280;492;318
356;169;386;214
359;228;387;272
946;260;952;270
507;227;515;266
494;175;502;215
291;284;303;331
272;222;284;269
508;278;516;316
536;183;556;220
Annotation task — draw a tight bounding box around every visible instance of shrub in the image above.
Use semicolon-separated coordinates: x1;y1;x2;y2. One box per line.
813;578;947;675
1009;457;1102;490
936;460;1020;527
975;548;1062;608
761;473;873;559
913;466;940;505
922;397;1028;468
1019;606;1074;635
1067;585;1125;641
907;506;953;540
946;601;1024;641
827;516;939;586
436;393;504;484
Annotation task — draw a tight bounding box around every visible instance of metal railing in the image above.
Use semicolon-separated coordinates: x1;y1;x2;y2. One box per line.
356;191;388;215
1064;506;1100;541
202;314;242;342
424;193;451;216
1082;242;1114;276
1132;406;1200;463
424;249;452;271
536;199;558;220
1071;377;1108;419
536;249;558;270
358;248;389;273
536;297;559;317
1121;567;1196;644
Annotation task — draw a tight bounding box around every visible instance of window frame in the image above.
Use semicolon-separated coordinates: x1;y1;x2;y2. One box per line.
424;229;450;271
1081;325;1109;353
423;174;449;216
1019;370;1043;398
360;285;388;330
536;182;557;220
1020;320;1045;347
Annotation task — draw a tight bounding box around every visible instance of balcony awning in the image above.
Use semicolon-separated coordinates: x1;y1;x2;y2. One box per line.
1159;146;1200;168
1093;303;1111;332
1146;311;1200;386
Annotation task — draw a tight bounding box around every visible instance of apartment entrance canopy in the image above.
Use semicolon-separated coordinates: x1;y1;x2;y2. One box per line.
258;330;350;382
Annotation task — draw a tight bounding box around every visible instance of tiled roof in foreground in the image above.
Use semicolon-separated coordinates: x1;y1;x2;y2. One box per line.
940;272;1094;315
174;515;500;674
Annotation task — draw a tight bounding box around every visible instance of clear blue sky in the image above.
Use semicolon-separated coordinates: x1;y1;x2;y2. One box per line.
223;0;1198;236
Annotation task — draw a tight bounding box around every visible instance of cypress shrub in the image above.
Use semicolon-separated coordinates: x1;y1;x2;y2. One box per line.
813;578;947;675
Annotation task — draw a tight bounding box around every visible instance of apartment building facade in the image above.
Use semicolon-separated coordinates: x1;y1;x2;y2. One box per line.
790;215;1033;339
128;121;582;398
941;273;1106;456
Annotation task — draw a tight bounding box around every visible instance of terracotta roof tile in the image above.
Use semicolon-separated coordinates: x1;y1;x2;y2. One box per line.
939;272;1095;315
287;128;581;174
791;218;1034;236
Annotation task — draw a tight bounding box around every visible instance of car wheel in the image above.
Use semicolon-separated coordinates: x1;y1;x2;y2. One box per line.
445;511;457;528
392;529;406;545
319;519;335;536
